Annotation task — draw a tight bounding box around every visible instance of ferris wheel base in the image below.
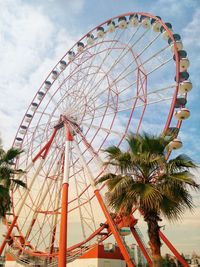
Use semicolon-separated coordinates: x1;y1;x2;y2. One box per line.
68;258;126;267
4;244;128;266
68;244;126;267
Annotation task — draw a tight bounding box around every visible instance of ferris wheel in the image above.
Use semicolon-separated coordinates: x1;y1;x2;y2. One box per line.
0;12;192;267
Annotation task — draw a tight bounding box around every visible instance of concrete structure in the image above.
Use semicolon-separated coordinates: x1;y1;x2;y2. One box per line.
68;244;126;267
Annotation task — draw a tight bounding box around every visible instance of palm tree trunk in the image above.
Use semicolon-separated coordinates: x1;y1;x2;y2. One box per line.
146;217;163;267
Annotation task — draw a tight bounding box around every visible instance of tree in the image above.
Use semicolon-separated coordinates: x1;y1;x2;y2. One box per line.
163;254;177;267
0;140;26;218
97;133;199;267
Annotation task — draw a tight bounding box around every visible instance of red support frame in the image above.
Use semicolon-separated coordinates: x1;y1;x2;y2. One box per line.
6;11;185;266
159;231;189;267
94;189;135;267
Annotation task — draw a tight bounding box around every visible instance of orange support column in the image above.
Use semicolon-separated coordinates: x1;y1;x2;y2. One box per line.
58;183;69;267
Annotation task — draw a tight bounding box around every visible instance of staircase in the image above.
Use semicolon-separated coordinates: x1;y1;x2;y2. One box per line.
135;226;151;258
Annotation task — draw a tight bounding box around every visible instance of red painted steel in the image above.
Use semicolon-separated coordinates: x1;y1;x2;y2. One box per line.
94;189;135;267
58;183;69;267
159;231;189;267
0;216;18;255
32;128;58;162
4;12;187;266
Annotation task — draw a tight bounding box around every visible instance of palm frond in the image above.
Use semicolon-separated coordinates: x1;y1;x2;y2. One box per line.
96;173;118;185
168;154;198;172
127;132;169;156
168;172;199;188
11;179;27;188
0;148;23;164
104;146;122;160
100;131;199;225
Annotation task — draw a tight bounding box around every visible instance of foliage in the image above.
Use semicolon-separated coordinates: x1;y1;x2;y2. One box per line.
0;140;26;218
162;254;177;267
97;132;199;266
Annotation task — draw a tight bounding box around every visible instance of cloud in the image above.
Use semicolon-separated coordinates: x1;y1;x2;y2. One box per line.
0;0;84;148
183;8;200;48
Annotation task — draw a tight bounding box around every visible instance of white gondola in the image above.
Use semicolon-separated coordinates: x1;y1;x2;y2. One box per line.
118;16;127;29
77;42;84;53
31;103;38;111
15;142;21;147
87;34;95;45
107;21;115;33
15;137;23;147
68;51;75;61
168;138;182;150
179;80;192;94
161;23;173;39
179;71;189;82
174;108;190;120
59;60;67;70
151;16;162;32
51;70;59;80
37;91;45;101
170;40;183;52
97;26;105;38
19;126;27;134
180;58;190;72
119;227;131;236
44;81;52;91
175;96;187;108
25;114;33;123
175;71;189;83
129;14;139;27
141;16;151;29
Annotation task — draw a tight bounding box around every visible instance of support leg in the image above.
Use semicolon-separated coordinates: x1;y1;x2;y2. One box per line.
159;231;189;267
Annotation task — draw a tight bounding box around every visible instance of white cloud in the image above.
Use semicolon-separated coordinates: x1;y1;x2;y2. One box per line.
183;8;200;48
153;0;198;17
0;0;83;148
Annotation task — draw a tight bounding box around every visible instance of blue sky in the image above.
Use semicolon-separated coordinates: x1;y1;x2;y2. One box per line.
0;0;200;256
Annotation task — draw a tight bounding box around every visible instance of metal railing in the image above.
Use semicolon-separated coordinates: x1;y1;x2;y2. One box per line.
6;242;97;266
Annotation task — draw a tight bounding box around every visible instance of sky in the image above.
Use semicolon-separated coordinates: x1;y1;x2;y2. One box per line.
0;0;200;258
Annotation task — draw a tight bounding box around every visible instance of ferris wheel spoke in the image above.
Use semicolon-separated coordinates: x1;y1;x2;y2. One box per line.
146;57;172;75
81;122;127;138
45;91;64;113
19;156;61;233
48;176;63;254
81;94;173;123
77;27;146;103
135;32;161;59
65;34;121;100
92;83;175;112
34;110;59;120
141;44;169;66
72;161;96;236
85;50;173;109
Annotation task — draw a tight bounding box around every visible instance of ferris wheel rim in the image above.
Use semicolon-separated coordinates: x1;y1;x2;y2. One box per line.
12;12;181;148
4;12;192;261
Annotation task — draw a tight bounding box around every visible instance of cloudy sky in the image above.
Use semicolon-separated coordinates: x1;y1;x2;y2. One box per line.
0;0;200;256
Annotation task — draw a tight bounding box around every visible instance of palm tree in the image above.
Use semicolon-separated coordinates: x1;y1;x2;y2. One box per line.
97;133;199;267
0;141;26;218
